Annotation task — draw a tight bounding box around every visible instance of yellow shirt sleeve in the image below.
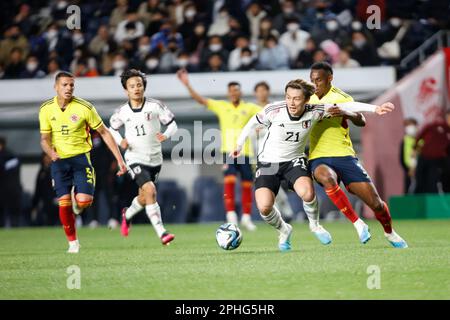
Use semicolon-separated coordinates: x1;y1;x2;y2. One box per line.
206;99;226;115
39;106;51;133
86;106;104;130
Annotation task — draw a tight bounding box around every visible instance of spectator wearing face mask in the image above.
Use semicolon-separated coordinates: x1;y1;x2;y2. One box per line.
237;47;257;71
159;38;181;73
311;18;351;49
272;0;302;33
199;35;229;70
109;52;129;76
350;31;379;66
20;55;46;79
279;18;310;64
228;35;255;71
400;118;418;194
142;52;161;74
150;20;184;53
171;51;197;72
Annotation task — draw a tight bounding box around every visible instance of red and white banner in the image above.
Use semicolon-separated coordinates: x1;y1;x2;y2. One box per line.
361;49;450;217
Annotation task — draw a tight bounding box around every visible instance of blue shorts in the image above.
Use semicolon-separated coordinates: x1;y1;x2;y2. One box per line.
309;156;371;187
50;153;95;198
222;154;253;181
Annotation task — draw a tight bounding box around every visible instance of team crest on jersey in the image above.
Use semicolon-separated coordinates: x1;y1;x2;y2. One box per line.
255;169;261;178
301;120;311;129
70;114;80;123
144;112;153;121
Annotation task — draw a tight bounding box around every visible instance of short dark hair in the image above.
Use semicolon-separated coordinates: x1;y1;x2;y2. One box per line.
228;81;241;89
311;61;333;75
120;69;147;90
55;71;74;82
254;81;270;92
285;79;315;100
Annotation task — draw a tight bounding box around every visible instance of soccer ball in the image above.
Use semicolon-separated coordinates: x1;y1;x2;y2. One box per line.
216;223;243;250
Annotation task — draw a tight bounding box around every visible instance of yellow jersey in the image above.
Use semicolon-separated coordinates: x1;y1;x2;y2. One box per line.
309;86;355;160
206;99;261;157
39;96;104;159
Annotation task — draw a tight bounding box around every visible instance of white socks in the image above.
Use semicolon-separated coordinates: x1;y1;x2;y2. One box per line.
126;197;144;220
145;203;166;238
303;196;319;230
260;206;288;232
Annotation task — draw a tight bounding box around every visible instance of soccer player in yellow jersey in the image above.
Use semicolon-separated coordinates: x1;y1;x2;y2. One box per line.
177;68;261;230
308;62;407;248
39;71;127;253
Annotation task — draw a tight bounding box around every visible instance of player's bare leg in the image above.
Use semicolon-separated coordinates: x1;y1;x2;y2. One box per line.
255;188;292;252
314;165;371;244
141;181;174;245
348;182;408;248
293;176;331;245
71;187;93;215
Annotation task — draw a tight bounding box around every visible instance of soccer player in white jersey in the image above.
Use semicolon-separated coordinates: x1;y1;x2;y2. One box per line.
231;79;394;251
109;69;177;245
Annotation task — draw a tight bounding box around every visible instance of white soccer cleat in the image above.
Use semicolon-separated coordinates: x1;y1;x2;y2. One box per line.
353;218;371;244
71;187;83;215
278;223;293;252
226;211;238;225
241;214;257;231
67;240;80;253
385;230;408;248
310;224;332;245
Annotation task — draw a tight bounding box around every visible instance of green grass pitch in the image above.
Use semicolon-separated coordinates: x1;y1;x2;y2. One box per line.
0;219;449;299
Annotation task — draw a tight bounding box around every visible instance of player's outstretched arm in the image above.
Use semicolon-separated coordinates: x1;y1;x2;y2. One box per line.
324;101;395;118
40;133;59;161
176;68;208;106
230;116;260;158
96;124;127;176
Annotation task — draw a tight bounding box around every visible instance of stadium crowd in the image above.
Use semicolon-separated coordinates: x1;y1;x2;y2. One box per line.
0;0;448;79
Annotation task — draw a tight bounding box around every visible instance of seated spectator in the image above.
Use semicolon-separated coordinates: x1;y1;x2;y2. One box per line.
150;20;183;53
199;35;229;70
168;0;186;26
272;0;302;33
184;22;207;54
74;58;99;77
350;31;379;66
114;10;145;44
0;24;29;66
20;55;46;78
258;35;290;70
246;2;267;44
333;47;360;68
46;58;61;79
312;49;331;64
293;37;317;69
320;39;340;64
228;35;256;71
138;0;166;28
159;38;181;73
203;53;227;72
89;25;111;57
279;17;311;64
110;0;129;31
132;36;151;64
208;6;230;37
257;17;280;50
172;51;198;73
4;47;25;79
108;52;129;76
237;47;257;71
142;51;162;74
222;16;247;52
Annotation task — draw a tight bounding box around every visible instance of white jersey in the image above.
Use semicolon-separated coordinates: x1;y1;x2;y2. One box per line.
256;101;325;163
109;97;175;167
